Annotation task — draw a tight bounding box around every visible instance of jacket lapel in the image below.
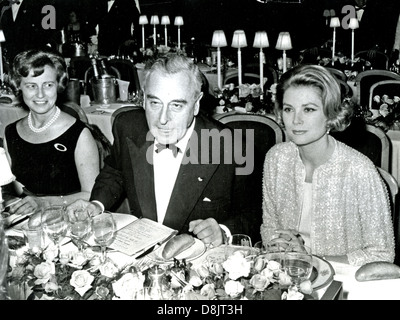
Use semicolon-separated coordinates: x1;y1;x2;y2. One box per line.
127;135;158;222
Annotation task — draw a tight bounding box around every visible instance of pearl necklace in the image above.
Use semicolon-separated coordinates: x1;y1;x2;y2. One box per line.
28;107;61;133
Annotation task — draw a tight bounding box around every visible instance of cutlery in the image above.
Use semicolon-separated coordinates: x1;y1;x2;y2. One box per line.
135;231;178;259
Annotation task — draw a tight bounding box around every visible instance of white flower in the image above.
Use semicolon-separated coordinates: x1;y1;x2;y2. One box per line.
266;260;281;272
249;274;270;292
112;272;145;300
278;272;293;287
44;280;59;293
224;280;244;298
189;275;202;287
99;260;119;278
70;251;87;267
222;253;251;280
43;244;58;262
282;286;304;300
33;261;55;285
200;283;216;299
373;95;381;103
70;270;94;297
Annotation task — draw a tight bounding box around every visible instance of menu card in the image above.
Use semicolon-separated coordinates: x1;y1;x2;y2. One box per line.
109;217;178;257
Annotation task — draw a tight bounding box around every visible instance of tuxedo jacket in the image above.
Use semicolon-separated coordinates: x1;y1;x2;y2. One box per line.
88;0;140;56
90;109;260;237
0;0;58;62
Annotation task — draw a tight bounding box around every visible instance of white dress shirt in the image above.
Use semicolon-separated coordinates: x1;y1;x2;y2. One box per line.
12;0;23;22
108;0;115;12
153;119;195;223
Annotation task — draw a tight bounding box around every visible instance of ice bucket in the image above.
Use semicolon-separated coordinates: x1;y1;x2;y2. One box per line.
90;77;118;104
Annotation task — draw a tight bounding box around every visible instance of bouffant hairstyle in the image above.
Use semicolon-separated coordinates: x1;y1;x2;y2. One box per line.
10;48;68;97
275;64;353;132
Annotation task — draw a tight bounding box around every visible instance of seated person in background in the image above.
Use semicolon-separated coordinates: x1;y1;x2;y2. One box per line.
261;64;395;266
4;48;100;217
67;53;257;247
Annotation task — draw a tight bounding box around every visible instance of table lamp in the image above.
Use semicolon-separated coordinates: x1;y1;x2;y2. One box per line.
349;17;359;66
275;32;292;73
330;17;340;66
0;147;15;209
161;15;170;47
323;9;331;25
174;16;184;49
211;30;227;90
139;15;149;51
150;15;159;46
253;31;269;93
231;30;247;86
0;30;5;85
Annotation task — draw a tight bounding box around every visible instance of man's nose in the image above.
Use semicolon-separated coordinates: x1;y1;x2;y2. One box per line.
159;106;169;125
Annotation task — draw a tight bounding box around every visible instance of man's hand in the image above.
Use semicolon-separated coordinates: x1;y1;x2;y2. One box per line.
268;229;305;250
189;218;224;247
65;200;102;222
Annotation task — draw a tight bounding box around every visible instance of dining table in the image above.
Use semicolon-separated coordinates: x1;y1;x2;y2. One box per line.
7;211;400;301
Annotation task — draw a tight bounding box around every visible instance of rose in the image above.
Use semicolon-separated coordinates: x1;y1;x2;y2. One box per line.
373;95;381;103
253;256;265;272
200;283;216;299
70;270;94;296
278;272;292;287
33;261;55;285
189;275;202;287
394;96;400;103
281;286;304;300
266;260;281;272
379;103;390;117
70;251;87;267
99;260;119;278
260;267;274;280
112;272;145;300
43;244;58;262
196;265;210;278
224;280;244;298
44;280;59;293
238;84;251;98
250;84;262;98
249;274;270;292
222;253;251;280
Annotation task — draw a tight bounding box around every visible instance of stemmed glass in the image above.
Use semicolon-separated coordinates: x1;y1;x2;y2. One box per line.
91;212;116;263
41;205;69;251
68;208;92;252
283;243;313;289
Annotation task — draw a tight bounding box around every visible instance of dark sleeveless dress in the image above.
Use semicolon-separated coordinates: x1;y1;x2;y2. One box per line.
5;120;86;196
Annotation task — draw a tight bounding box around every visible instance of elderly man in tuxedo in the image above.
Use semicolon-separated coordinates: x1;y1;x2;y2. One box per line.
67;54;260;246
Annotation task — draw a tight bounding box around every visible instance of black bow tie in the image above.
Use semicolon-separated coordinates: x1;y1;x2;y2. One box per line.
155;143;180;157
355;6;365;11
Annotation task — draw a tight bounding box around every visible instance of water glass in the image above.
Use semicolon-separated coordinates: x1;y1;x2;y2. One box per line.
22;223;44;251
92;212;116;263
229;234;252;247
284;244;313;288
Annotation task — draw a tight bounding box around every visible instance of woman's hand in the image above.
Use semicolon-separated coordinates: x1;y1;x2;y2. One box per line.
268;229;305;250
65;199;102;222
8;195;45;217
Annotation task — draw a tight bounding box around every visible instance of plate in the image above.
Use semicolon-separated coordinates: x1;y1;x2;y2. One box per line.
148;238;206;264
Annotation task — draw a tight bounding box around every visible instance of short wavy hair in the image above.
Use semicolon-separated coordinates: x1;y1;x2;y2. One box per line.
143;53;203;98
274;64;353;132
10;48;68;98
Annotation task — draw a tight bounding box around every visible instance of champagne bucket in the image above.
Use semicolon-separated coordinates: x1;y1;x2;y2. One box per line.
90;77;118;104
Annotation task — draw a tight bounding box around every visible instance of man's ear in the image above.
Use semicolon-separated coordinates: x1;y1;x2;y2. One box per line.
194;92;203;116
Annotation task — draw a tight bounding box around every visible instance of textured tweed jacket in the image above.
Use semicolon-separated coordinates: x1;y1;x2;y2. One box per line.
261;138;395;266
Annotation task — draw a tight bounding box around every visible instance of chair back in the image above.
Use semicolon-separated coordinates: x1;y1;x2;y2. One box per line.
213;112;285;157
331;120;390;171
336;78;353;100
111;105;143;128
377;167;399;263
355;50;389;70
354;69;400;108
369;80;400;109
223;72;261;86
107;58;142;95
60;101;88;124
325;67;347;82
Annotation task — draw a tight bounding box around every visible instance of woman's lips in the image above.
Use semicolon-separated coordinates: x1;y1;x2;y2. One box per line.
292;130;307;135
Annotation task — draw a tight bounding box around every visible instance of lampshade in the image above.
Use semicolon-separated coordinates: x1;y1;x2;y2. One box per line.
349;17;359;30
0;148;14;186
330;9;336;17
174;16;184;26
231;30;247;48
330;17;340;28
150;15;159;25
323;9;330;17
139;15;148;25
275;32;292;50
0;30;5;43
161;15;170;25
211;30;227;47
253;31;269;48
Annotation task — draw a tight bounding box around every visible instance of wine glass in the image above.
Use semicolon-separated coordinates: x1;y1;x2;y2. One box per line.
68;208;92;252
91;212;116;263
41;205;69;251
283;243;313;289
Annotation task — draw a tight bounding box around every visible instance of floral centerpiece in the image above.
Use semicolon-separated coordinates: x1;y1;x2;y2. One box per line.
361;94;400;132
7;243;313;300
214;83;275;115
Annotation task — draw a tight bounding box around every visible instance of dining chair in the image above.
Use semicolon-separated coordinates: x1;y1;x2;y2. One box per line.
107;58;142;95
368;80;400;110
355;50;389;70
354;69;400;108
377;167;400;265
336;78;353;100
110;105;142;129
331;119;390;172
223;72;261;86
325;67;347;82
